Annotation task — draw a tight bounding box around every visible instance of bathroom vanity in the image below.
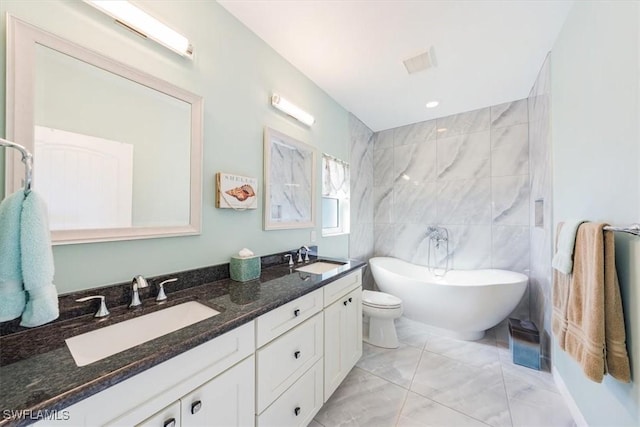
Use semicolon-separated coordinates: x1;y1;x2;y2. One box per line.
0;256;364;427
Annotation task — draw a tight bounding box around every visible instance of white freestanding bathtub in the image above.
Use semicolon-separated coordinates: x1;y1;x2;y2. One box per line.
369;257;528;340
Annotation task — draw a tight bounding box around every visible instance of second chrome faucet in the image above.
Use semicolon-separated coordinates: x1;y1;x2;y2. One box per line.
129;275;148;308
130;275;179;307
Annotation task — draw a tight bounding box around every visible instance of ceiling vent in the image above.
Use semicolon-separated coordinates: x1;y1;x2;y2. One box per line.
403;46;437;75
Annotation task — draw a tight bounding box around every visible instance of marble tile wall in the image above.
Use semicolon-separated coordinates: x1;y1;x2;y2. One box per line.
527;54;553;366
348;114;375;290
372;99;531;287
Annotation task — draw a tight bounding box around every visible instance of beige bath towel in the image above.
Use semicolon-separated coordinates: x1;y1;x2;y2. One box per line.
552;222;630;383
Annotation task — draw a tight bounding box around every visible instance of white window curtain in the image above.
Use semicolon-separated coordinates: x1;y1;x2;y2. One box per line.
322;154;350;198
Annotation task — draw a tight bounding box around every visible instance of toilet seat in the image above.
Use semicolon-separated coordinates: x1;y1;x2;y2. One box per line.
363;290;402;309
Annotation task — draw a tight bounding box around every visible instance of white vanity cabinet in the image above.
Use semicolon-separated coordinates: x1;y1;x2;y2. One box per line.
323;271;363;401
37;322;255;427
33;268;364;427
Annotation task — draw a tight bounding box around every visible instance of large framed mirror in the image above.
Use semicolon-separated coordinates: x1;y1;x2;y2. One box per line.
263;127;316;230
4;15;203;244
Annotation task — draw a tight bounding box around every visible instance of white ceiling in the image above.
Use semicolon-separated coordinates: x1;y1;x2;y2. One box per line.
218;0;574;132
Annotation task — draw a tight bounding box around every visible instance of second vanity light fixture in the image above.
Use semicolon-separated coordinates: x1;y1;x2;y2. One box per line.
85;0;193;58
271;94;315;126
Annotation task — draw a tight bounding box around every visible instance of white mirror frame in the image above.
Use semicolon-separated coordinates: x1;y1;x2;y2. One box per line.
263;127;316;230
5;15;203;244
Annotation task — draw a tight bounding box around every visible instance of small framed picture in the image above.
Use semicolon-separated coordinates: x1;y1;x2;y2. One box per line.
216;173;258;209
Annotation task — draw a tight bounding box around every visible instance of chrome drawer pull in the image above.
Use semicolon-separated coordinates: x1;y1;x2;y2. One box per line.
294;308;300;317
191;400;202;414
163;418;176;427
343;300;348;306
294;350;301;359
294;407;301;416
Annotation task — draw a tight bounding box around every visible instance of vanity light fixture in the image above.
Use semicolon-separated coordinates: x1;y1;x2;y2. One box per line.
85;0;193;59
425;100;439;108
271;94;315;126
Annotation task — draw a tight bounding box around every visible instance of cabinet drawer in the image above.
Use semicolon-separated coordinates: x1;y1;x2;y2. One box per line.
323;269;362;307
256;312;323;413
136;401;180;427
257;360;323;427
256;288;323;347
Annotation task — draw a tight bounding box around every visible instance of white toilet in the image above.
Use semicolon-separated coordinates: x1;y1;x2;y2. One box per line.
362;290;403;349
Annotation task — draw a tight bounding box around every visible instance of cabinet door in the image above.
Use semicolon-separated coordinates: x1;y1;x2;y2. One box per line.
136;401;180;427
344;287;363;371
324;287;362;401
181;356;255;427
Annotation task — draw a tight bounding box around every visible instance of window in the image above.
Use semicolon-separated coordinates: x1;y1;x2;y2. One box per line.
321;154;350;236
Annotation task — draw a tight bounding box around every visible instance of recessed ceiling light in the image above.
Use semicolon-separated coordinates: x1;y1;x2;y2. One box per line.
437;127;447;133
426;101;439;108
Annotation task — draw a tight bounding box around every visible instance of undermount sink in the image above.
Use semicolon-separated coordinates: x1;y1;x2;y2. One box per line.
65;301;219;367
296;261;345;275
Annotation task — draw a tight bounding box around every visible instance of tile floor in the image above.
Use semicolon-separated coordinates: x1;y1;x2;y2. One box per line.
312;317;575;427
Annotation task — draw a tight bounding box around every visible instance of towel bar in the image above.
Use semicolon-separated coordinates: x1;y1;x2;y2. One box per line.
0;137;33;194
604;224;640;237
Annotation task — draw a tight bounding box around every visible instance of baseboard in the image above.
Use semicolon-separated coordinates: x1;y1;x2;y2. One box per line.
552;366;588;427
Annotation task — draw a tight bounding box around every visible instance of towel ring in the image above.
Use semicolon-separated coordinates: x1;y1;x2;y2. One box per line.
0;137;33;195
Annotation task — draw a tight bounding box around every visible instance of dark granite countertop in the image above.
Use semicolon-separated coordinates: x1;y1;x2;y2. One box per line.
0;253;366;427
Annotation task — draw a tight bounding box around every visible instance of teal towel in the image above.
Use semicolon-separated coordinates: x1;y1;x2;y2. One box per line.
0;191;26;321
19;191;58;327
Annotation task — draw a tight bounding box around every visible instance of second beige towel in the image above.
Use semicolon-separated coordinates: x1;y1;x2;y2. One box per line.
552;222;630;383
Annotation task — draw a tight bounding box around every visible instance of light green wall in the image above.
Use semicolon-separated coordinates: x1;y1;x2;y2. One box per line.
551;1;640;425
0;0;350;293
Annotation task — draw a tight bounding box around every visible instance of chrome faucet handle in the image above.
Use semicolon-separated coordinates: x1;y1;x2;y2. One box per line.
76;295;110;318
297;249;303;263
302;246;310;262
284;254;294;267
130;275;149;308
156;278;178;302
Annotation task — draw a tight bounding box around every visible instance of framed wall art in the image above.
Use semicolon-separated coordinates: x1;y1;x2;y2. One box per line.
216;172;258;210
263;127;316;230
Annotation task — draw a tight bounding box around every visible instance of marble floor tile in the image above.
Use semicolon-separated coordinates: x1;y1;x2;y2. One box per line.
395;317;432;350
508;388;575;427
397;391;489;427
314;367;408;427
356;343;423;388
424;334;500;369
501;360;558;395
318;325;575;427
504;372;562;406
411;352;512;427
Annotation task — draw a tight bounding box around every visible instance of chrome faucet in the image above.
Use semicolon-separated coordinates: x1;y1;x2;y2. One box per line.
76;295;110;318
284;254;294;267
297;246;310;263
130;275;149;308
156;278;178;302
